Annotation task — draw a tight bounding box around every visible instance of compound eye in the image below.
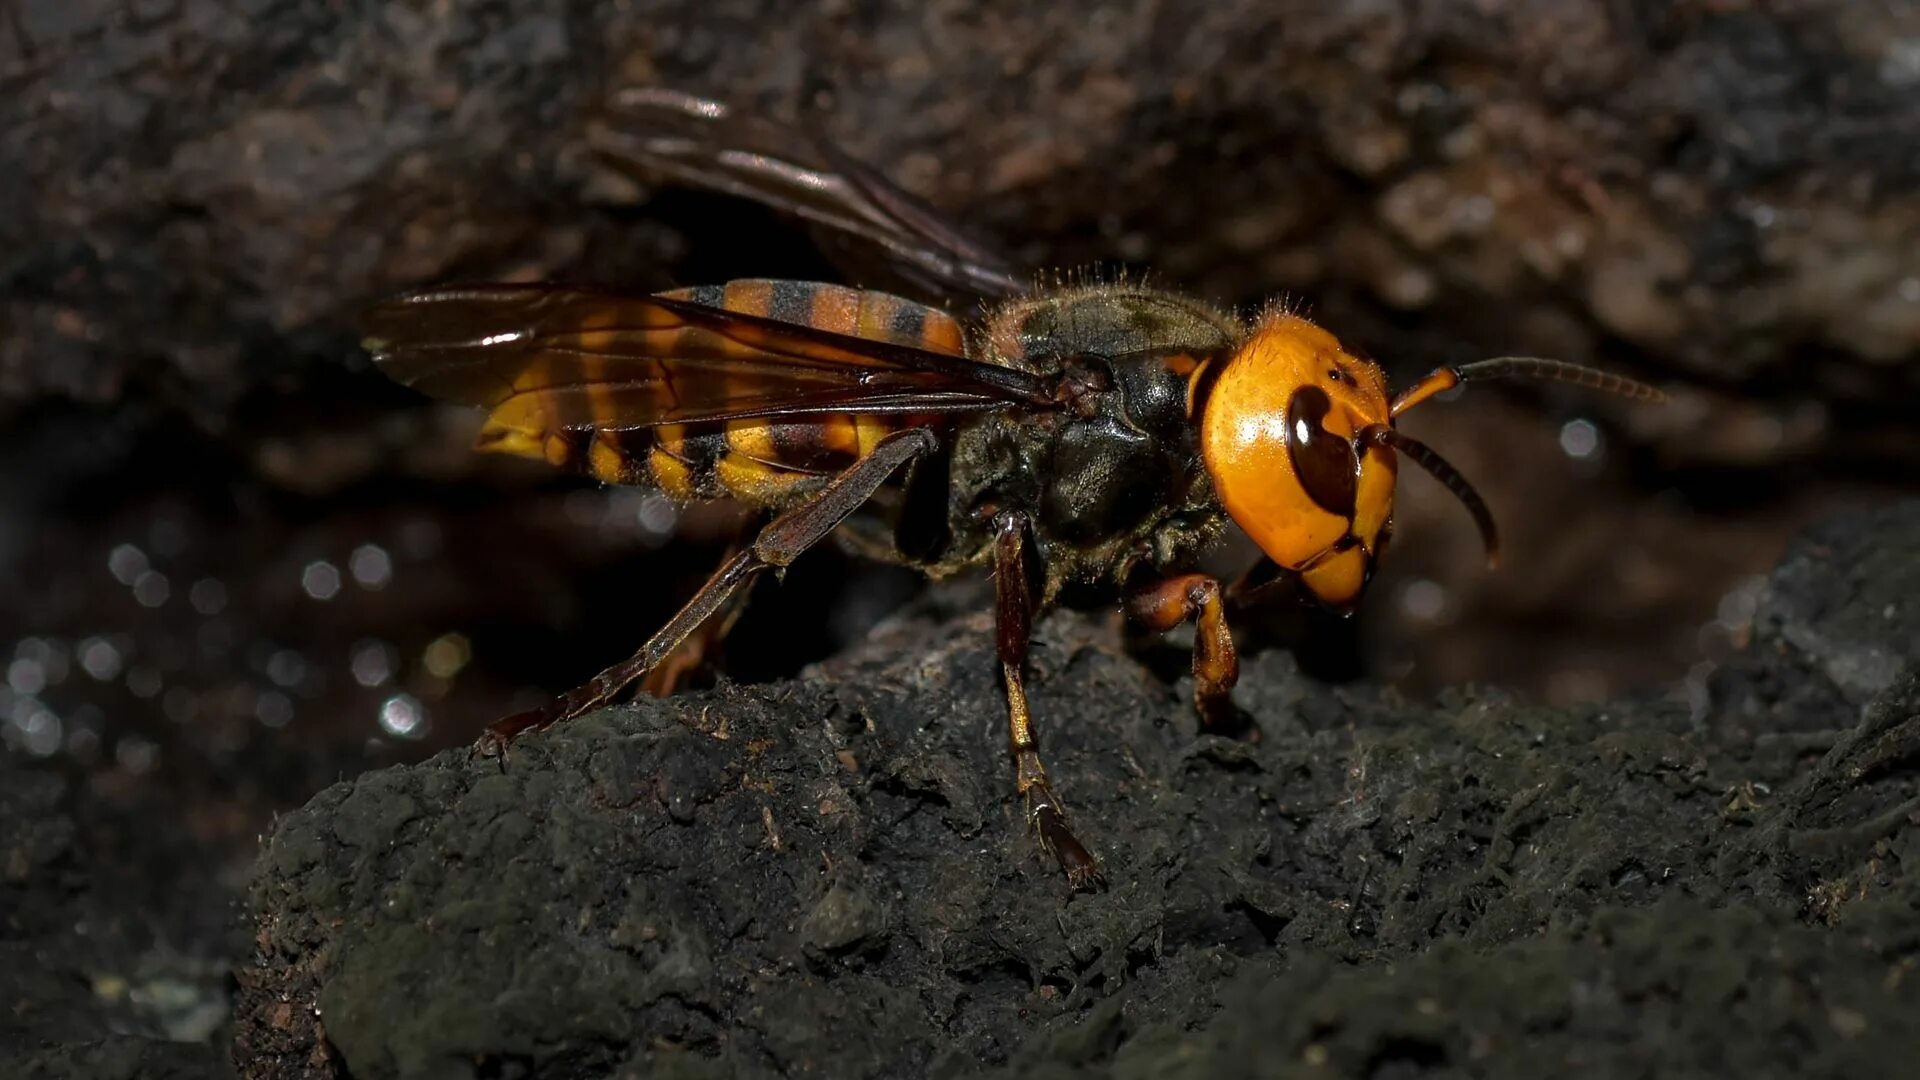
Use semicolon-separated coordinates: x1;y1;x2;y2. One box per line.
1285;385;1358;517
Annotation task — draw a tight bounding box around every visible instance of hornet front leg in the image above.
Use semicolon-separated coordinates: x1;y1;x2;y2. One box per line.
1127;573;1241;733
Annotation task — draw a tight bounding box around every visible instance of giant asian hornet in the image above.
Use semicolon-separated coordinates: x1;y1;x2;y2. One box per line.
365;89;1664;888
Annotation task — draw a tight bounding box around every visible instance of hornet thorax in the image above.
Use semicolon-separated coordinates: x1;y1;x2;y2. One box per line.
933;285;1244;603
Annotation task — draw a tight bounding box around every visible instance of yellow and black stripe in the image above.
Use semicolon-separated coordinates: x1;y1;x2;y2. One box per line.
539;279;967;508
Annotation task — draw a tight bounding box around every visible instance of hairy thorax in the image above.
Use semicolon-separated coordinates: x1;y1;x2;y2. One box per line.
927;285;1242;604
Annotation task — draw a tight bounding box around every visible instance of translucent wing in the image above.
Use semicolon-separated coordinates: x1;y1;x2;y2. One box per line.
364;281;1050;449
590;88;1028;302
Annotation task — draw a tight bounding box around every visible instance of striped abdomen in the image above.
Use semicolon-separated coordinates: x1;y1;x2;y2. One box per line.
537;279;968;506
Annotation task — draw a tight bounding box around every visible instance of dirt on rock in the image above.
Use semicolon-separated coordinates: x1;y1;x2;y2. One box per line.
228;502;1920;1079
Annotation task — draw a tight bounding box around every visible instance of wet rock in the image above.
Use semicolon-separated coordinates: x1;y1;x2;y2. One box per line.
235;502;1920;1078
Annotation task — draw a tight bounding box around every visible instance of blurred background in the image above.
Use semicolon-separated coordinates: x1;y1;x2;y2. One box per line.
3;1;1917;899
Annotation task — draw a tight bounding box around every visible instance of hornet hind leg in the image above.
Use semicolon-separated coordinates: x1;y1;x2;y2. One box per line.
639;525;756;698
475;429;937;757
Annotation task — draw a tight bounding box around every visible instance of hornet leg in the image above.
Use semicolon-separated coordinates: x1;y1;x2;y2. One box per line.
476;429;936;757
1127;574;1241;733
639;526;756;698
993;510;1103;889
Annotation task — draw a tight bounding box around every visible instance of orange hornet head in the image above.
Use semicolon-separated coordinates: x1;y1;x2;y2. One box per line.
1193;312;1661;611
1195;314;1401;609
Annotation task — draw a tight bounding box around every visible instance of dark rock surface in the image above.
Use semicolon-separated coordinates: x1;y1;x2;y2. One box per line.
234;501;1920;1079
1731;501;1920;715
2;760;236;1079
